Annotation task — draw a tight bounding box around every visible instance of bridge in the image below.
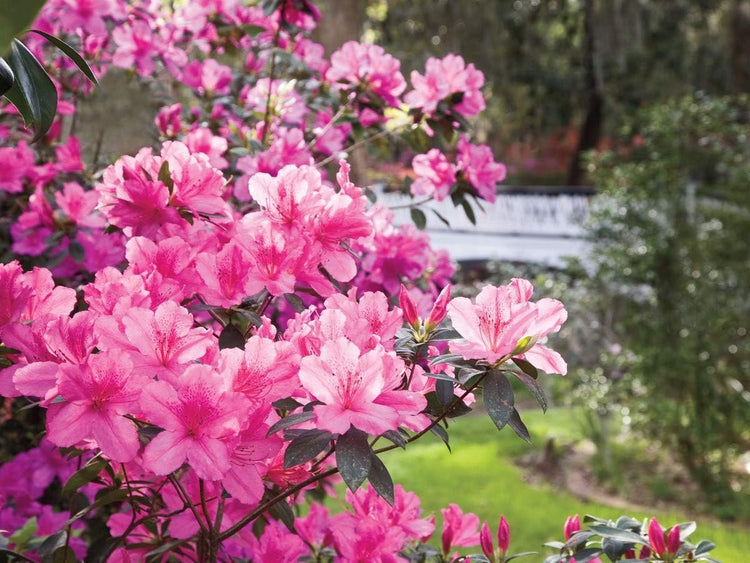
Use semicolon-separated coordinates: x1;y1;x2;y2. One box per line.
375;186;593;267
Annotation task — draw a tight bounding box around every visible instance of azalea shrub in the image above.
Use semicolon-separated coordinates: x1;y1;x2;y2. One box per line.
0;0;720;561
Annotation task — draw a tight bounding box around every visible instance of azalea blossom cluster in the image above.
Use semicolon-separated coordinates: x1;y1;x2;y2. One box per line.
0;0;720;561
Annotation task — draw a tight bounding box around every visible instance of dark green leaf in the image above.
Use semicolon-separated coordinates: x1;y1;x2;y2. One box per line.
508;408;531;443
483;370;514;430
145;540;186;558
508;369;547;412
5;38;56;140
336;427;372;492
28;29;97;84
587;525;648;546
68;239;84;263
460;198;476;224
158;160;174;191
431;208;450;227
367;453;394;505
262;0;282;16
423;370;458;383
39;531;67;561
512;358;538;379
272;397;302;411
266;411;315;436
602;537;628;561
283;293;306;313
410;207;427;230
677;521;697;539
382;429;407;449
268;499;296;532
436;378;454;406
570;548;603;562
614;516;641;530
51;546;76;563
429;423;451;452
0;57;13;97
694;540;716;555
93;487;128;509
62;457;107;498
0;0;46;55
218;324;245;350
284;429;332;468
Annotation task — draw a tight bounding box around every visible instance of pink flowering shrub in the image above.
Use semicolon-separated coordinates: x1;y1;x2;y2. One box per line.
0;1;720;561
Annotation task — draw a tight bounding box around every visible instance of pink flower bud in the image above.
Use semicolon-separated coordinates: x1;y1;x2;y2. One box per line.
639;545;652;559
648;518;666;556
399;284;420;329
666;525;680;555
623;548;636;559
497;515;510;553
480;522;495;562
564;514;581;541
425;284;451;331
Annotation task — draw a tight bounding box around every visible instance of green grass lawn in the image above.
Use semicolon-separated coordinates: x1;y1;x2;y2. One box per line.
380;409;750;562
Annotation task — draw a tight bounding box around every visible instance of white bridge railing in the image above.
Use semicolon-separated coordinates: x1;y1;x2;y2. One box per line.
373;186;593;266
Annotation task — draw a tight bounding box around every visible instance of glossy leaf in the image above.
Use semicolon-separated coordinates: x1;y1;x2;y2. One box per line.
5;38;56;140
283;429;332;468
336;427;372;492
29;29;98;84
218;324;245;350
483;370;514;431
62;457;107;498
266;411;315;436
508;408;532;443
410;207;427;230
368;453;394;505
0;57;12;96
508;369;547;412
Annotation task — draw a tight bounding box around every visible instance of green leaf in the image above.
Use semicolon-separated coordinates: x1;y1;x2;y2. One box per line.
39;531;67;561
0;0;47;55
272;397;302;411
460;198;476;225
431;208;450;227
4;38;56;140
68;239;84;263
483;370;514;430
508;408;531;443
367;453;394;505
158;160;174;191
381;429;407;449
266;411;315;436
8;517;37;549
268;499;296;532
505;551;538;562
284;429;332;468
51;546;76;563
570;548;604;562
677;521;697;540
336;427;372;493
62;457;108;498
508;369;547;412
694;539;716;555
587;525;648;546
218;324;245;350
410;207;427;230
283;293;306;313
28;29;97;84
512;357;538;379
435;378;454;406
429;423;451;452
0;57;12;96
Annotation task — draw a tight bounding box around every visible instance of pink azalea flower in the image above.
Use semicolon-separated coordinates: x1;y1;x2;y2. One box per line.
405;54;485;118
326;41;406;107
55;182;104;228
46;352;144;462
411;149;456;201
141;365;249;480
456;135;506;203
181;58;232;95
96;300;214;382
0;142;34;194
112;19;158;76
184;127;229;169
298;338;405;436
446;279;567;373
441;503;480;555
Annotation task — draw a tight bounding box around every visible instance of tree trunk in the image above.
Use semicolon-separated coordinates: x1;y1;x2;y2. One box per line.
567;0;604;186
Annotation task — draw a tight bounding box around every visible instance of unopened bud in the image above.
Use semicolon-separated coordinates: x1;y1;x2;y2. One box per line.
563;514;580;541
480;522;495;562
497;515;510;553
648;518;666;557
666;525;680;555
425;284;451;331
399;284;420;330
